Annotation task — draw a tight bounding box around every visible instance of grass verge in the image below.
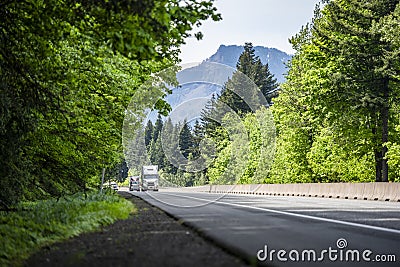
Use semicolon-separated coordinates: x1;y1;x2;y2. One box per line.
0;191;135;266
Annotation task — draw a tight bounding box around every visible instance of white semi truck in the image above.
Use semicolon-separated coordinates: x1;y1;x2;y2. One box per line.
141;165;159;191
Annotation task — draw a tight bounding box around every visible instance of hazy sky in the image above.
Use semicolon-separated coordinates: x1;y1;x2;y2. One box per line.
179;0;321;63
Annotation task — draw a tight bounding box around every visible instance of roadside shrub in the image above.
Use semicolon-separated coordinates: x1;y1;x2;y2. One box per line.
0;192;135;266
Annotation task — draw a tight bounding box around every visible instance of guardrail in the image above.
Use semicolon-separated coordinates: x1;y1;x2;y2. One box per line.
163;183;400;202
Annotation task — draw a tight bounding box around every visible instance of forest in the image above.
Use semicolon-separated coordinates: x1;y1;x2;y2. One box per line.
272;0;400;184
144;0;400;187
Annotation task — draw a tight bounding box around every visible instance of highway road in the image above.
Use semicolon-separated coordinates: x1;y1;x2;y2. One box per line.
128;190;400;267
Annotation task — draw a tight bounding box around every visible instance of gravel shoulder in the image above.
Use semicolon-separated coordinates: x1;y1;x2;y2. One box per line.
25;191;251;267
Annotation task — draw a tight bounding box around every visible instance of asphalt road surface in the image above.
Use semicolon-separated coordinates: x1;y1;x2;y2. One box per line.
127;189;400;267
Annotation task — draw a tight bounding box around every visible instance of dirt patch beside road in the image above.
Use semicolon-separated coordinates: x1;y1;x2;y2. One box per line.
26;191;250;267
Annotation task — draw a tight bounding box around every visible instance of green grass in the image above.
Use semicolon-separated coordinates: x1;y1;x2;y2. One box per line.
0;191;135;266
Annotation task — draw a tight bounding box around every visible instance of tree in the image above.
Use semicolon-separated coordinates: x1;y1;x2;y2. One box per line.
374;3;400;182
153;114;164;143
191;120;204;158
105;158;129;183
161;118;179;175
237;43;278;100
200;94;220;137
149;136;166;169
198;44;279;185
144;121;154;148
254;59;279;104
219;42;278;114
179;120;194;159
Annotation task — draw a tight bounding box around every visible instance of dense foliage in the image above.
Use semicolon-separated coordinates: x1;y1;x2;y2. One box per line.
142;116;206;187
206;107;276;184
0;0;220;208
271;0;400;183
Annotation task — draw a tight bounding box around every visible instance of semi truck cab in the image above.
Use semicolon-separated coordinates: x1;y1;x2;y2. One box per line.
141;165;159;191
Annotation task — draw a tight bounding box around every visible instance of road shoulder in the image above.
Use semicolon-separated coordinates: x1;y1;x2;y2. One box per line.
25;191;249;267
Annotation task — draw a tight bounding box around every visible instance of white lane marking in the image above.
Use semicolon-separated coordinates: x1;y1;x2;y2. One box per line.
156;192;400;235
285;209;400;212
353;218;400;222
139;191;227;208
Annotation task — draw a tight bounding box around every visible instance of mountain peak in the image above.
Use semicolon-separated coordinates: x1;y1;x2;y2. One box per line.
205;44;292;83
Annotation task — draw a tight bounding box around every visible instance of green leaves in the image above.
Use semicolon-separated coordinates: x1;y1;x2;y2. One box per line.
271;0;400;182
207;108;276;185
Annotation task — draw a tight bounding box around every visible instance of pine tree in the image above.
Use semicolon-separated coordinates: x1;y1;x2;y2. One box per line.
253;58;279;103
219;42;279;114
191;119;204;158
153;136;166;169
236;43;257;74
239;43;278;104
161;118;178;174
146;115;166;168
144;120;154;148
200;94;221;137
179;119;194;159
153;114;164;143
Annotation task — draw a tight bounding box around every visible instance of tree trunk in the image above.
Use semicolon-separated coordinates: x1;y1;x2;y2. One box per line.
372;124;382;182
381;80;389;182
374;149;382;182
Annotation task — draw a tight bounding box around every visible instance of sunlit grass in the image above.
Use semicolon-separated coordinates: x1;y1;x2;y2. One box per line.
0;191;135;266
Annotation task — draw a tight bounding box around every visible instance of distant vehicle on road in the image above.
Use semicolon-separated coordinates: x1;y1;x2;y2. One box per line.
102;181;119;192
110;182;118;191
141;165;159;191
129;176;140;191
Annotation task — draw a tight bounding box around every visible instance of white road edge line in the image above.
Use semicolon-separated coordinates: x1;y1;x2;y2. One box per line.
157;192;400;235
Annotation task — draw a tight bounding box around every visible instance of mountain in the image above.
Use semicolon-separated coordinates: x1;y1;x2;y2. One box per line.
169;44;291;111
149;45;291;123
205;44;292;83
162;62;232;123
